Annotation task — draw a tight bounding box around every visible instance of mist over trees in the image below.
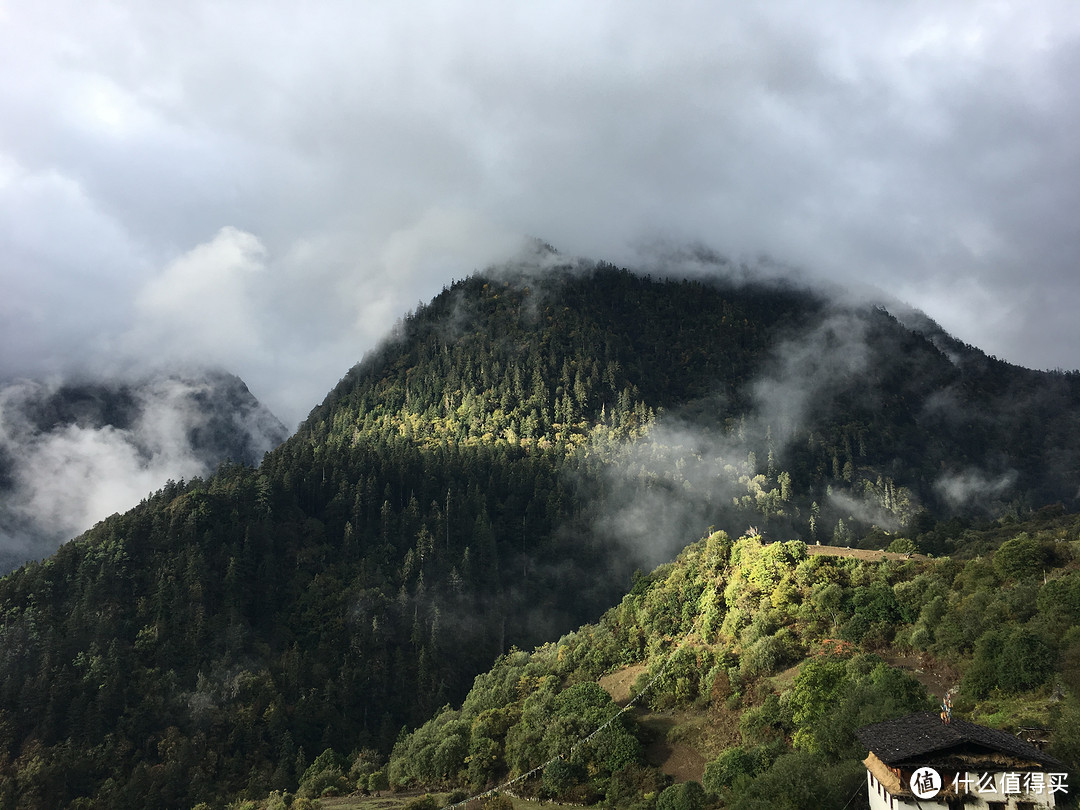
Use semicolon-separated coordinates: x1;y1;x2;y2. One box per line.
0;370;288;573
1;263;1080;808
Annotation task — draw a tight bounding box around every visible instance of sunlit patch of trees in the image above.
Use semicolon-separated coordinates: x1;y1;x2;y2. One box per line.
382;517;1079;810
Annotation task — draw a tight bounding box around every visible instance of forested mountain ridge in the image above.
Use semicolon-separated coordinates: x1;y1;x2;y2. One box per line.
1;260;1080;808
300;263;1080;554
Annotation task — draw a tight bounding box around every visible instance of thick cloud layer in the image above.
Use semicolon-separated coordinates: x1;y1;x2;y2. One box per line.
3;1;1079;426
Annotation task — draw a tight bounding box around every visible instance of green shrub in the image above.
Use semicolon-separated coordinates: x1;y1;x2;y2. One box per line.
999;628;1055;692
887;537;919;554
738;694;788;745
656;780;706;810
788;656;931;757
606;763;669;808
740;630;800;679
703;747;756;793
723;751;862;810
348;748;383;784
467;736;500;789
741;634;783;679
367;769;389;794
543;758;584;797
993;534;1047;581
963;627;1056;697
1038;571;1080;623
298;748;348;799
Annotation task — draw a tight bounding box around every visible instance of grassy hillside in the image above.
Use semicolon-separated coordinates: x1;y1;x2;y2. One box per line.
376;511;1080;810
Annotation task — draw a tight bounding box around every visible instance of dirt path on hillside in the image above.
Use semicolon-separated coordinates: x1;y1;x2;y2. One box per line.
880;651;960;699
601;661;745;784
806;544;928;562
636;713;707;783
598;663;648;706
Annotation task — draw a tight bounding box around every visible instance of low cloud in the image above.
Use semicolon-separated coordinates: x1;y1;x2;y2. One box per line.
127;226;268;364
107;213;529;429
752;313;870;444
827;489;903;534
590;421;751;571
935;468;1018;509
0;372;286;571
589;305;876;570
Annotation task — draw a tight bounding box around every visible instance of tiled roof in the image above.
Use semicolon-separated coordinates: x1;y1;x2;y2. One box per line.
856;711;1062;769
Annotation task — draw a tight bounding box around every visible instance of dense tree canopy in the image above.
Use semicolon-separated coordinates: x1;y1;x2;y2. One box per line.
384;516;1079;809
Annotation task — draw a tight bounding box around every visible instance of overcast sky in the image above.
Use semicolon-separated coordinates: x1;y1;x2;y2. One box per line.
3;0;1079;429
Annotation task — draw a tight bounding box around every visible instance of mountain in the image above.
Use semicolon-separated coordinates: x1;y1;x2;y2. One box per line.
0;260;1079;809
0;369;288;573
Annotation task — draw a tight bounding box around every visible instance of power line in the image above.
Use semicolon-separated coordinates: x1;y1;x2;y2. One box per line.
444;622;703;809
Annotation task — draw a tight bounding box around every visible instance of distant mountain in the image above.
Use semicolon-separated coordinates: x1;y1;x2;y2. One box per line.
0;260;1079;809
0;369;288;572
